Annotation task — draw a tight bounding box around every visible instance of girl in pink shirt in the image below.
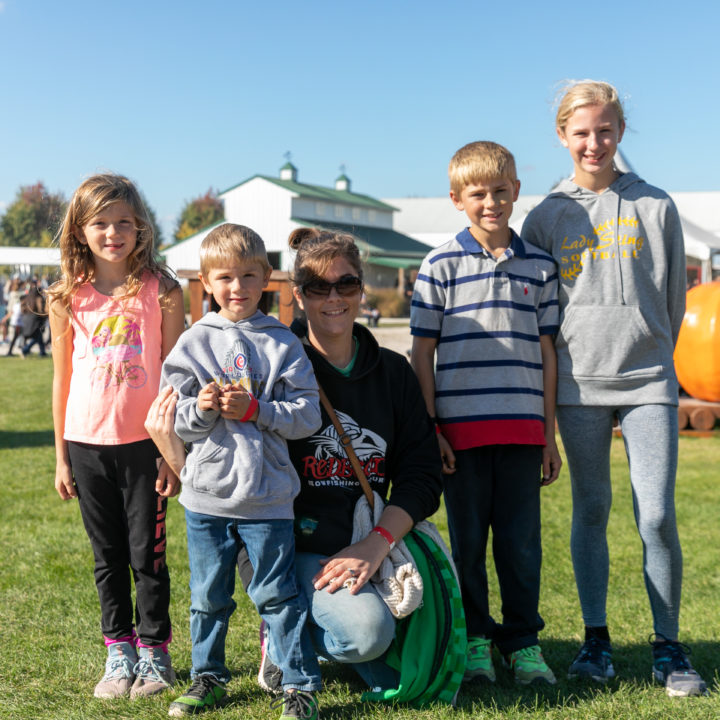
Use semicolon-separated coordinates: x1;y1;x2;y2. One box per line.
48;174;185;700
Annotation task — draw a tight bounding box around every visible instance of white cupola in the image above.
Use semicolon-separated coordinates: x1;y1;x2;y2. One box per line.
335;173;350;192
280;161;297;182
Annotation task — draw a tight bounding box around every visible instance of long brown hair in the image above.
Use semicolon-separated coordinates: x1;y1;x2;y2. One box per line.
47;173;175;311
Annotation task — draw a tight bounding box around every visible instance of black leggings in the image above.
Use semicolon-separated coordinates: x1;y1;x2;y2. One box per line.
68;439;171;645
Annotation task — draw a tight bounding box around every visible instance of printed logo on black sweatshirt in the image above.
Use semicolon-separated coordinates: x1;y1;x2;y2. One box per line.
301;410;386;488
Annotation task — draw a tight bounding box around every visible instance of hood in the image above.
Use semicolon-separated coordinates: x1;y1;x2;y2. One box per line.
549;171;643;200
290;317;381;381
194;310;285;333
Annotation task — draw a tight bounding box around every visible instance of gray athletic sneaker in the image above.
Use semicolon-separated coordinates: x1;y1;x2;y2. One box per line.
94;641;138;698
651;636;708;697
568;637;615;682
130;645;176;698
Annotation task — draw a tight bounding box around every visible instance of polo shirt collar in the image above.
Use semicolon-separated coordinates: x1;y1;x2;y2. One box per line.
456;228;526;259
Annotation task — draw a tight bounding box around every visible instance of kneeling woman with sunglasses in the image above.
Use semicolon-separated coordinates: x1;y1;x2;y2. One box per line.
281;228;442;691
147;227;442;694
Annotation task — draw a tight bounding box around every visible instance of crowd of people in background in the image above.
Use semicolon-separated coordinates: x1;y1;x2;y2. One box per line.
0;274;53;356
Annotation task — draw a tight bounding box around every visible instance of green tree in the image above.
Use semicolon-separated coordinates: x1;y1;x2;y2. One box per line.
0;183;66;247
140;192;164;248
174;189;224;242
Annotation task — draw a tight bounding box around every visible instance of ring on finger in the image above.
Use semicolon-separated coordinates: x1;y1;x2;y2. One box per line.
347;569;358;577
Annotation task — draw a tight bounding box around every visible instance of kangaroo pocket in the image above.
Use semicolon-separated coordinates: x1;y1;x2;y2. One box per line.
557;305;662;379
259;443;297;505
189;423;263;500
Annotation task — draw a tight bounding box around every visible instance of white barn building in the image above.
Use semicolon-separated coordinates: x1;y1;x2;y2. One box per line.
163;163;432;288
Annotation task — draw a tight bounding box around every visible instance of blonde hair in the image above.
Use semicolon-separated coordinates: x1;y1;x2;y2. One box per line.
448;141;517;196
48;173;174;311
288;227;363;289
200;223;271;276
556;80;625;134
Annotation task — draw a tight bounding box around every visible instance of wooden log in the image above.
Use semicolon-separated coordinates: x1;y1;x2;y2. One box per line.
689;407;716;431
677;407;689;430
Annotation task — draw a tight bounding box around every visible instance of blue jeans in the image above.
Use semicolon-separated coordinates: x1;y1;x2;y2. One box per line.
293;552;398;692
185;510;321;690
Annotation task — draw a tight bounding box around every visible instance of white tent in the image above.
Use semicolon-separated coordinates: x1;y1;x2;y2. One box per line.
0;246;61;277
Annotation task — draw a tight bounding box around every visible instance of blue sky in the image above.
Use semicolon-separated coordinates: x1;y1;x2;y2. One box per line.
1;0;718;241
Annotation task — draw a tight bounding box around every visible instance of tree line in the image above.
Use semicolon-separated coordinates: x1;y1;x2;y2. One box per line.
0;183;223;249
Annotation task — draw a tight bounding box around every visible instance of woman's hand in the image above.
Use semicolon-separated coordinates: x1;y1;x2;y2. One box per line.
145;385;176;441
313;532;390;595
145;386;186;476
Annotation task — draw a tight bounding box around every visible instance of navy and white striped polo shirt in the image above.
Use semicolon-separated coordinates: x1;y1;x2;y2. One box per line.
410;228;559;450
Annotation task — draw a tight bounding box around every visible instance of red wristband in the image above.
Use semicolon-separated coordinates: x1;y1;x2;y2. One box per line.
372;526;396;550
239;395;258;422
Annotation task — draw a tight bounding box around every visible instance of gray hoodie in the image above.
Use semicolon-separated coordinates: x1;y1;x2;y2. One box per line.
161;310;321;520
522;172;686;406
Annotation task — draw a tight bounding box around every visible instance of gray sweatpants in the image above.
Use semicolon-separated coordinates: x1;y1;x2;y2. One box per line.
557;404;681;640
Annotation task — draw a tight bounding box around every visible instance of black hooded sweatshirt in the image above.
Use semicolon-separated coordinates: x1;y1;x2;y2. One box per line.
288;319;442;556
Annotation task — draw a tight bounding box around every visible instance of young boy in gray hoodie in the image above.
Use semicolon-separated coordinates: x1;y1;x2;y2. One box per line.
162;223;323;718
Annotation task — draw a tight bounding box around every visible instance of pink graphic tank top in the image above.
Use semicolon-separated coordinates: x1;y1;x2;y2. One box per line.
64;273;163;444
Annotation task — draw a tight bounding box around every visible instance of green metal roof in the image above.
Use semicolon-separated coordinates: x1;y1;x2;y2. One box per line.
369;256;423;269
220;175;397;212
293;219;431;260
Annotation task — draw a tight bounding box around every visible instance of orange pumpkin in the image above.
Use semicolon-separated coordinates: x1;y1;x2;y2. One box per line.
674;282;720;402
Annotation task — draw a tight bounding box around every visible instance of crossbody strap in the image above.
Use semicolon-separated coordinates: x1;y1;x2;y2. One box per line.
317;384;375;511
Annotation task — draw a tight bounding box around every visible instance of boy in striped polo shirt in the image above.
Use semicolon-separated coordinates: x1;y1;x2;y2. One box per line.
410;141;561;686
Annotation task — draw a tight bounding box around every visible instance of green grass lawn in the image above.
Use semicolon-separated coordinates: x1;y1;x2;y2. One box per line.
2;357;720;719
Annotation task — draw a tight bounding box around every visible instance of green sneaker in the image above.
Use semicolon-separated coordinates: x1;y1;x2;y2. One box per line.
464;636;495;682
271;690;319;720
168;675;229;716
506;645;557;685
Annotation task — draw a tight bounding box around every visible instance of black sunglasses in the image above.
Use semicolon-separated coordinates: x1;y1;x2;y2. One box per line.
302;274;363;298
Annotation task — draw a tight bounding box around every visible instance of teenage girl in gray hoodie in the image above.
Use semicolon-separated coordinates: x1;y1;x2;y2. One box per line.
522;80;705;698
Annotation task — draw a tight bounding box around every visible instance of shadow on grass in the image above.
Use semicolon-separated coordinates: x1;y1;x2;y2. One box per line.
0;429;54;449
169;641;720;716
454;638;720;711
228;667;355;718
